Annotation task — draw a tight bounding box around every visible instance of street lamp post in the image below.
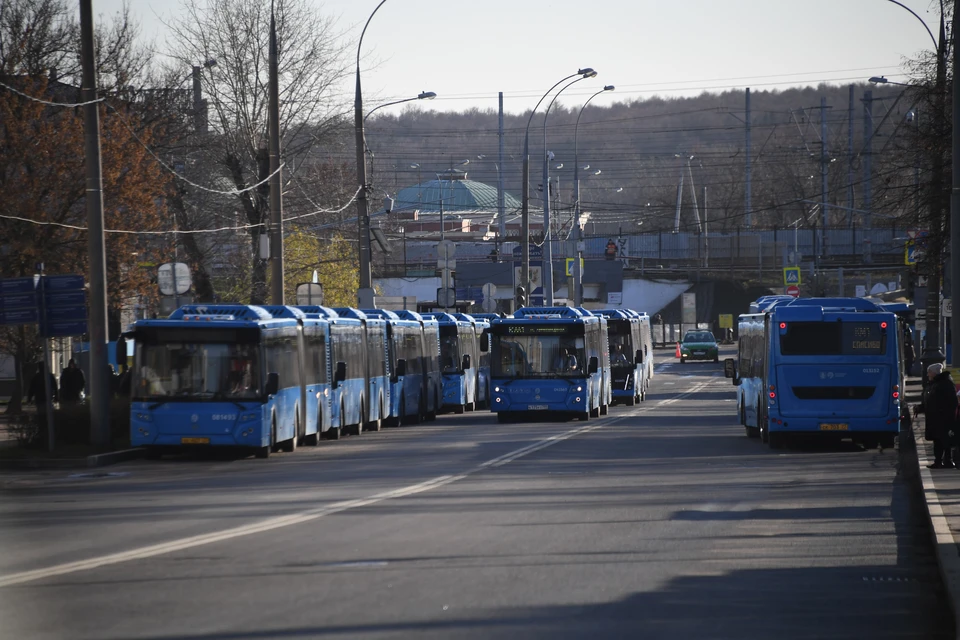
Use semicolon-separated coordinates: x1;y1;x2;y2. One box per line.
878;2;949;374
354;0;389;309
573;85;614;306
542;71;597;306
520;69;595;308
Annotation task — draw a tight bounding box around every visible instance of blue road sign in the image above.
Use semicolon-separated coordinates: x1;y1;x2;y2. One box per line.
3;308;39;324
39;274;86;337
0;277;37;326
783;266;801;286
41;320;88;338
0;278;36;295
0;293;38;309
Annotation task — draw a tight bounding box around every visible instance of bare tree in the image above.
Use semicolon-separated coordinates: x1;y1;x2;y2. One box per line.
163;0;351;303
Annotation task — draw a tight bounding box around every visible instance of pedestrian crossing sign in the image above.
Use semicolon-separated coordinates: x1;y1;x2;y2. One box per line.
783;266;801;286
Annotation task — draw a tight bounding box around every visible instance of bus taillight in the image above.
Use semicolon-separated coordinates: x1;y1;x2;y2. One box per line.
779;322;786;329
892;384;899;399
880;321;888;329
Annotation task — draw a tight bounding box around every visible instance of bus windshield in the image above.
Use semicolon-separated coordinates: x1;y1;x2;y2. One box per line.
779;321;886;356
439;326;460;373
607;322;633;368
134;341;261;401
493;327;585;378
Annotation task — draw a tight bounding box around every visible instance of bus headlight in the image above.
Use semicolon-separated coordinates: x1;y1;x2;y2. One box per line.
576;386;582;392
494;386;501;393
495;397;502;403
575;397;582;403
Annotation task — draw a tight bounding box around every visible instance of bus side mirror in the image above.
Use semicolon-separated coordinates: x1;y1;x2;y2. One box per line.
635;349;643;365
265;372;279;397
588;356;599;374
334;361;347;387
394;359;406;381
723;359;739;384
462;354;472;370
481;332;489;352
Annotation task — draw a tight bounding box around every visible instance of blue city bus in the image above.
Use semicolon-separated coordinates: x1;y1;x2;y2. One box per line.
595;309;649;405
488;307;611;422
421;312;481;413
395;309;442;421
128;305;316;459
363;308;434;425
726;297;902;448
453;313;491;409
333;308;390;434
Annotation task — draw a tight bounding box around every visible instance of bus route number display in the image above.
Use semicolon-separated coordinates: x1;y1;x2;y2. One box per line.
844;323;883;354
506;325;570;335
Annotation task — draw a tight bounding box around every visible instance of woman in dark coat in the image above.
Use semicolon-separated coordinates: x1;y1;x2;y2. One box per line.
917;363;958;468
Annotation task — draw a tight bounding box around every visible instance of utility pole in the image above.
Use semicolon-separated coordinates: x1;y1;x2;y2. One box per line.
862;90;873;264
79;0;110;448
951;0;960;368
921;13;949;375
820;97;829;264
745;87;752;229
673;169;684;233
268;7;284;304
703;185;708;268
498;92;506;246
521;133;530;307
847;84;854;227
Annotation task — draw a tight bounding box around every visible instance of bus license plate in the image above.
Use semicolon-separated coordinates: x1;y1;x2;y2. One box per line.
527;404;549;410
819;424;848;431
181;437;210;444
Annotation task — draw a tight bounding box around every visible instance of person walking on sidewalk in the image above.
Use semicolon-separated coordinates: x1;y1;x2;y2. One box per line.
915;362;958;469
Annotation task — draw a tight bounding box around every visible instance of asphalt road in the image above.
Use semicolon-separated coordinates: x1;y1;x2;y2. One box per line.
0;348;952;639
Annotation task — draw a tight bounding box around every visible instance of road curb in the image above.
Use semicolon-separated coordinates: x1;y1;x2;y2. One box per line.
86;448;145;468
913;418;960;640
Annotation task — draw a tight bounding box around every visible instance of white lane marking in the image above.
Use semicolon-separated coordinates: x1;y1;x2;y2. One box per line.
0;413;624;588
656;380;713;406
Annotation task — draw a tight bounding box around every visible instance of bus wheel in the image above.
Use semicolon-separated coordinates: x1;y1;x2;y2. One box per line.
270;417;280;452
626;395;636;407
350;405;365;436
600;403;608;416
255;445;270;459
465;401;476;412
392;399;405;427
454;404;465;414
745;425;760;438
590;404;600;419
578;411;589;422
760;424;769;444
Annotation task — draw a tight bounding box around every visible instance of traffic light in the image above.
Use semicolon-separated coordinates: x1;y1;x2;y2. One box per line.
515;285;526;310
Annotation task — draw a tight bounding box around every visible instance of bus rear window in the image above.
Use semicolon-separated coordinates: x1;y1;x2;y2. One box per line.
779;321;885;356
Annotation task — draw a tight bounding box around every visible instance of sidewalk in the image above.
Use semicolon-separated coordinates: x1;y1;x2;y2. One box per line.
907;378;960;639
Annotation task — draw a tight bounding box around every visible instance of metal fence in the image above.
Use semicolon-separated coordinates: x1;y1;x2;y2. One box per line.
387;227;905;268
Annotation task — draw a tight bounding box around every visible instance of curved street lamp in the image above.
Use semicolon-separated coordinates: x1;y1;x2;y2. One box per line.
572;84;614;305
541;70;598;306
363;91;437;122
354;0;389;308
881;0;951;372
363;91;436;179
520;68;595;307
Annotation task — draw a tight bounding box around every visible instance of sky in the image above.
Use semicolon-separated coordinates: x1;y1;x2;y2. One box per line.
91;0;936;115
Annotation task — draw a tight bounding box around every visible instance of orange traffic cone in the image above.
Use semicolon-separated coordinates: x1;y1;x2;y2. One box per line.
675;342;681;358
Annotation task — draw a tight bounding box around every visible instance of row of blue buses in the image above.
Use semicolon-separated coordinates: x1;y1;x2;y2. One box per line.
421;312;491;414
726;296;904;449
126;305;487;459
